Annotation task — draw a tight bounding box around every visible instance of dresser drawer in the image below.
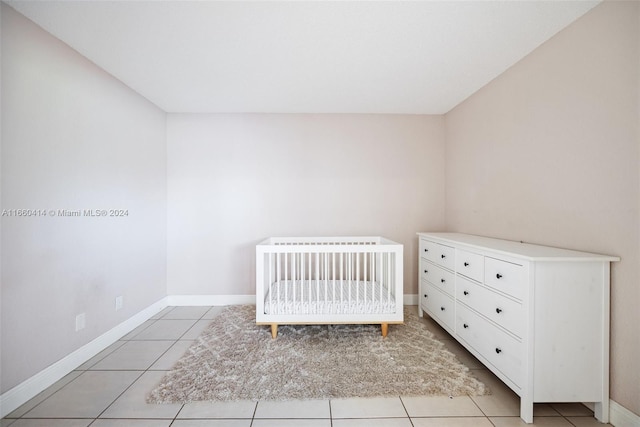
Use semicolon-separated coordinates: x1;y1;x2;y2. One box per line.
421;260;454;297
484;257;524;300
420;239;455;270
456;275;524;338
455;249;484;282
422;282;455;331
456;303;523;388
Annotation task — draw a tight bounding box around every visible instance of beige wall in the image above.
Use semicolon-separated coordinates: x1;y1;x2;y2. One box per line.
445;1;639;415
167;114;445;297
1;4;167;392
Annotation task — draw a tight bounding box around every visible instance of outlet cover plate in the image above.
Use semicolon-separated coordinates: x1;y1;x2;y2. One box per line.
75;313;86;331
115;296;123;311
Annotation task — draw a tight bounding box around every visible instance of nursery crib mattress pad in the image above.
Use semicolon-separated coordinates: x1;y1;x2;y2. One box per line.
263;280;395;315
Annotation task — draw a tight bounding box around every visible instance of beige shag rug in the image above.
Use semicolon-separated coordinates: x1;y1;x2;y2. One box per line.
147;305;488;403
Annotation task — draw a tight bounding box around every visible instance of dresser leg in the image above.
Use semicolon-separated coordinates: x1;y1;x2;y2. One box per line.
594;400;609;423
270;324;278;339
520;397;534;424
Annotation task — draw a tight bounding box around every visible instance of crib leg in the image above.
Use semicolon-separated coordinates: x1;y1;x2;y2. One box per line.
381;323;389;338
270;324;278;339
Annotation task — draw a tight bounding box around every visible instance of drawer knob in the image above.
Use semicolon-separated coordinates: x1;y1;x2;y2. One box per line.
423;294;428;298
441;254;446;259
495;348;502;354
496;273;503;279
496;308;503;314
424;248;428;252
440;306;445;311
440;278;446;283
464;262;469;267
424;269;428;274
463;291;469;296
463;323;469;329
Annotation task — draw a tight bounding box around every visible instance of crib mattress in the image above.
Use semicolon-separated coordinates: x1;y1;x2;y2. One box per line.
264;280;396;315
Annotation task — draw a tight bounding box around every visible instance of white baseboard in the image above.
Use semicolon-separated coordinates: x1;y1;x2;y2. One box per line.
167;294;254;306
404;294;418;306
0;297;168;418
611;399;640;427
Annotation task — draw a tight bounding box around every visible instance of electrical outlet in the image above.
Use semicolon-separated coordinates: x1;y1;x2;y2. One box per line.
75;313;86;331
115;296;123;311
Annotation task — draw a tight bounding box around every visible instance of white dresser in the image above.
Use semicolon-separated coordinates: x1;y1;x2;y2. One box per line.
417;232;619;424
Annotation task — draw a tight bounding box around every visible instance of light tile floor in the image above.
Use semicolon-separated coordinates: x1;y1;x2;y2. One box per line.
2;306;611;427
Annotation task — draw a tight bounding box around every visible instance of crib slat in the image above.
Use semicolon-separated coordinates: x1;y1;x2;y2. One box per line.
309;252;320;309
372;252;376;312
276;253;281;313
300;253;303;307
369;252;376;307
340;252;344;312
364;251;368;312
297;252;300;307
324;252;328;312
318;253;322;312
348;252;351;309
284;252;289;314
387;252;392;306
332;252;336;314
379;253;383;305
298;252;302;308
268;252;272;315
356;252;360;309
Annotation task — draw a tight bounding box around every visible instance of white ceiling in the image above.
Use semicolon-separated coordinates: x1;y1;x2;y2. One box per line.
7;0;601;114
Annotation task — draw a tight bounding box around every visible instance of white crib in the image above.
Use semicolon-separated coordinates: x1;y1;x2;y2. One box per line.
256;236;404;338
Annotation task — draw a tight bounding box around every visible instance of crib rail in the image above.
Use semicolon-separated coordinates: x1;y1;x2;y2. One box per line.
256;236;403;325
260;236;397;247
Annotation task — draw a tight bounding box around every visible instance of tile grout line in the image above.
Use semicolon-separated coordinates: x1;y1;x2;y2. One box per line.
7;369;87;421
398;395;416;426
80;340;128;370
140;307;210;425
122;318;159;341
92;370;147;422
329;399;333;426
468;391;489;420
249;400;259;427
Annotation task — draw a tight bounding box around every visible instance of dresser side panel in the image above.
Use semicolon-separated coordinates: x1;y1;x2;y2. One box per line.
532;261;607;402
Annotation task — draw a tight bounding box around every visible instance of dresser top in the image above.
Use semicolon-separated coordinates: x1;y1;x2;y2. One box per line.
417;232;620;262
